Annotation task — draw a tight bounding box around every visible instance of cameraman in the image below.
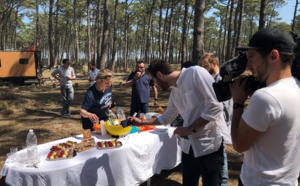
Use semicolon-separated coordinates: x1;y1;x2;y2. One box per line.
200;53;232;186
231;27;300;185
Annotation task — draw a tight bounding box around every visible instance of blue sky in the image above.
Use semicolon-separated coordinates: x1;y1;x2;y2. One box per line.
22;0;296;25
278;0;295;24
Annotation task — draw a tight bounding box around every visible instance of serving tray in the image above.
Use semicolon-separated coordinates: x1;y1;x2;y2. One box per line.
96;140;122;149
46;148;77;161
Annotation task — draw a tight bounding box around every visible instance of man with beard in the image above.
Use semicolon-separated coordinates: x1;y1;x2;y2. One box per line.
200;53;232;186
88;60;99;87
128;59;230;186
124;60;158;116
231;27;300;185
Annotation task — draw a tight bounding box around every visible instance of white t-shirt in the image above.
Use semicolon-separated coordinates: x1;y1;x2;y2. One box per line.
158;66;230;157
241;77;300;186
89;68;99;87
51;66;76;85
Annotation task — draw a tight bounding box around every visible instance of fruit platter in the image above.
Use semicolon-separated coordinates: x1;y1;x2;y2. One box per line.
46;141;77;160
96;140;122;149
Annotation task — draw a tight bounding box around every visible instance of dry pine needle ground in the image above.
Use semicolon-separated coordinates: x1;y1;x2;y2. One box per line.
0;69;298;186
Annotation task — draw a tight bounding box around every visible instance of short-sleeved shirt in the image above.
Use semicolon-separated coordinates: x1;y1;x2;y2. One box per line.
81;84;112;129
127;71;154;103
89;68;99;87
240;77;300;185
51;66;76;85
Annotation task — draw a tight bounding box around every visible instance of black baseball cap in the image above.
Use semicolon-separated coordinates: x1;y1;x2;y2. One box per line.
236;27;296;53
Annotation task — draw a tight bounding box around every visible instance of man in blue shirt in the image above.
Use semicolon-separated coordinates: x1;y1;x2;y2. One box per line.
124;60;158;116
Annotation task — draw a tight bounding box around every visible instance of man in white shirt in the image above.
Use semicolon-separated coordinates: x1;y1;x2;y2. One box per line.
231;27;300;185
129;59;229;186
200;53;232;186
88;60;99;87
51;59;76;117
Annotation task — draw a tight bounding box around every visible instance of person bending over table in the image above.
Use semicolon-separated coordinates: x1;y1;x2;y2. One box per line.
128;59;230;186
80;69;114;131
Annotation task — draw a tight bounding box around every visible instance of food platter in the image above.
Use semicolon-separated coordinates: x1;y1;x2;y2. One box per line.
46;141;78;161
96;140;122;149
46;149;77;161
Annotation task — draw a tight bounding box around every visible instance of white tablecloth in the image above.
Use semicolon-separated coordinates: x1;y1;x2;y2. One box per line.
2;127;181;186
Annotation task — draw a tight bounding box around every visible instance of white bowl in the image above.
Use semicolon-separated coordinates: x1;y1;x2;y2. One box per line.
154;125;168;132
145;112;161;119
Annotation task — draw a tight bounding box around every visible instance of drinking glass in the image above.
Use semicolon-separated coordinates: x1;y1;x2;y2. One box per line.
15;146;28;168
10;147;18;163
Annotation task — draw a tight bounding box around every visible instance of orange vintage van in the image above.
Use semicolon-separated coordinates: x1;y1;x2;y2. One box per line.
0;48;42;85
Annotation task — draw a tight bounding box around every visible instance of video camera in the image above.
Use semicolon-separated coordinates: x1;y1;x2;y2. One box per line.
213;31;300;102
212;51;263;102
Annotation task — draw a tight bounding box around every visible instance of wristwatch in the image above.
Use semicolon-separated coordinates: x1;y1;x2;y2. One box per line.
188;123;197;133
233;103;244;110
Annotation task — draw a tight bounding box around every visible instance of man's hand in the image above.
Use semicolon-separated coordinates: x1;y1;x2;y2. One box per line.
154;100;159;107
88;113;98;124
173;126;194;137
128;116;143;126
134;72;142;79
230;76;251;104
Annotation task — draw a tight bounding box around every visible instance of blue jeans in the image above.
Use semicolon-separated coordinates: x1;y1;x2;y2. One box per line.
181;143;223;186
60;84;74;114
220;146;228;186
129;102;148;116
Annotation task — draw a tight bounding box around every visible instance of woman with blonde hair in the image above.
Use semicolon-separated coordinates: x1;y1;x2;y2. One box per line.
80;69;115;131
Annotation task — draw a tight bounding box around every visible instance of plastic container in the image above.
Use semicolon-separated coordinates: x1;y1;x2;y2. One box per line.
26;129;39;166
108;110;117;119
107;110;117;125
117;107;126;121
100;120;107;136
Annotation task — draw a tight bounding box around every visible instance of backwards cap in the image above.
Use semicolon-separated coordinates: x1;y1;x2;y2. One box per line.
236;27;296;53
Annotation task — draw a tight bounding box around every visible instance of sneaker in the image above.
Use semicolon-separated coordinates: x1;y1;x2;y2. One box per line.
59;111;64;117
66;112;71;117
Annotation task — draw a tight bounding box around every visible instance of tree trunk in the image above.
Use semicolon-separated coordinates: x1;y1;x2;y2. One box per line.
100;0;109;69
292;0;299;31
166;2;175;63
35;0;40;48
221;0;230;63
54;0;60;66
259;0;268;29
73;0;80;65
181;0;189;64
192;0;205;64
48;0;55;68
124;0;129;71
225;0;234;61
87;0;92;64
158;0;164;59
236;0;244;49
111;0;118;71
231;0;238;58
96;0;102;69
145;0;157;63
